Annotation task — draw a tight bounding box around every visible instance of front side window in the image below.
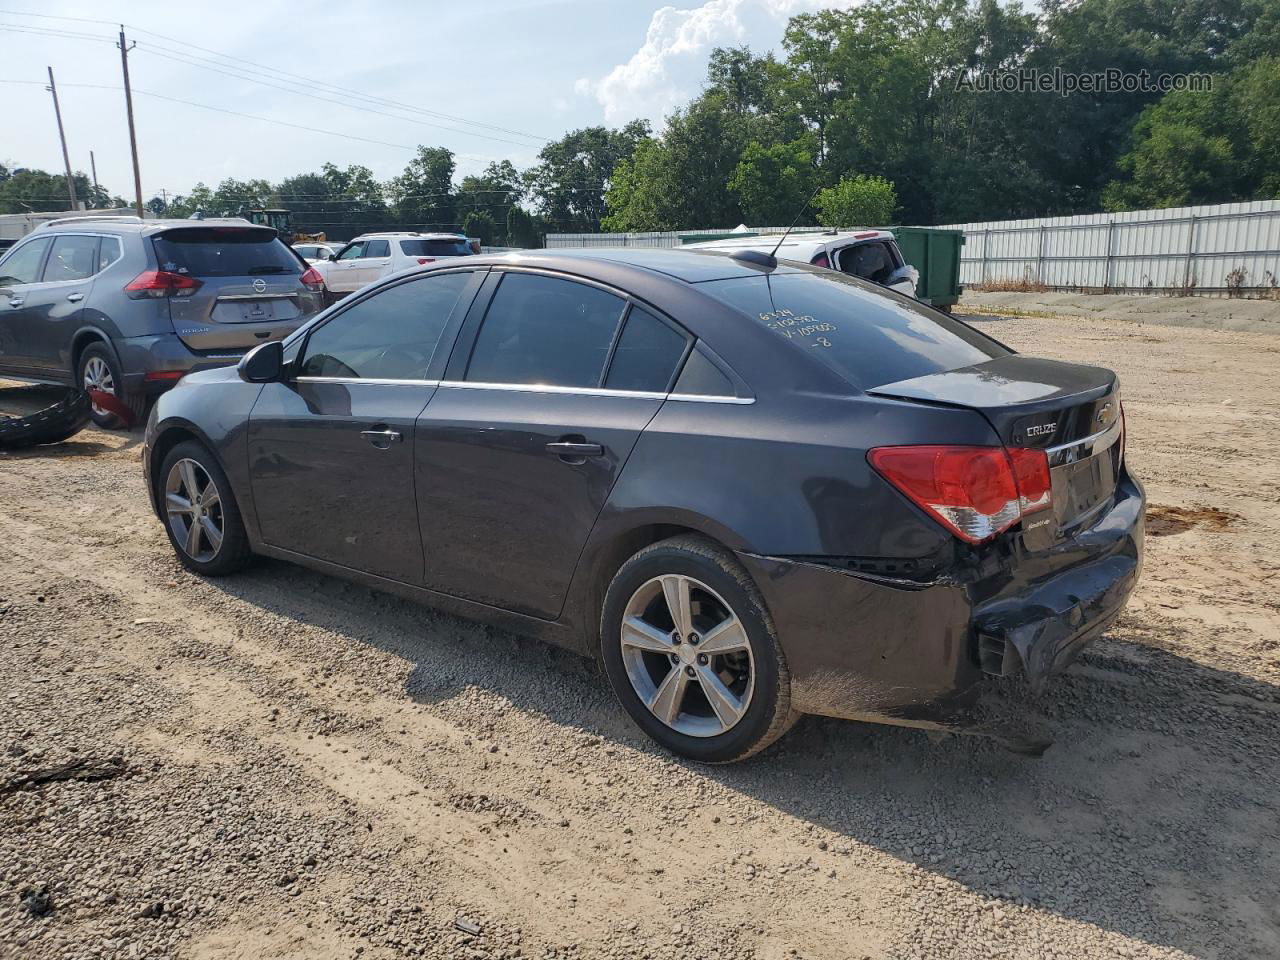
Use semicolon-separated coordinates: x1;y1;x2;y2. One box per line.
839;242;897;284
298;272;473;380
336;242;365;261
465;272;626;388
0;238;51;286
364;239;390;258
604;306;688;392
44;235;100;282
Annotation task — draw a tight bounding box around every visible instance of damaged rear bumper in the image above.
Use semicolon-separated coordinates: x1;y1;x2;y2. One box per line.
737;472;1144;732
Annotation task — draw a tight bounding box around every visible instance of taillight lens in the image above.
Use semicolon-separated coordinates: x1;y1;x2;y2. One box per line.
869;445;1052;544
416;257;436;265
124;270;202;299
299;266;325;291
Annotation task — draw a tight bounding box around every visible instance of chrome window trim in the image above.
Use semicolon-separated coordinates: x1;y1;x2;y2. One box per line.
1044;417;1122;467
217;292;300;301
289;375;755;404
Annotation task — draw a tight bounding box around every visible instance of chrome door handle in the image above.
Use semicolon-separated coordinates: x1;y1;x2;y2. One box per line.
546;441;604;459
360;427;402;448
66;292;84;303
7;297;23;308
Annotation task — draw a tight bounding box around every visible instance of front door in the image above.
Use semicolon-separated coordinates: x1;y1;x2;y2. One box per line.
326;241;366;293
247;269;481;582
0;236;52;372
357;238;392;285
415;271;691;620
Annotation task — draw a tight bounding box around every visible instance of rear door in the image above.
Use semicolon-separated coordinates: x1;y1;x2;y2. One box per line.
414;270;691;619
19;233;103;371
359;238;392;285
248;269;483;581
154;226;323;354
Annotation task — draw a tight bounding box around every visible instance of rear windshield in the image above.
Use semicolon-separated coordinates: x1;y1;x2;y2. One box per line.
399;238;472;257
698;270;1008;389
152;228;303;278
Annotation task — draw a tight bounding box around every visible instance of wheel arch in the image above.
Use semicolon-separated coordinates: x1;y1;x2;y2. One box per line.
565;508;755;658
69;326;120;379
147;418;224;520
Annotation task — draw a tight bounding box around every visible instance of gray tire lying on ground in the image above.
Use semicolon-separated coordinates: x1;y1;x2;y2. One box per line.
0;388;92;450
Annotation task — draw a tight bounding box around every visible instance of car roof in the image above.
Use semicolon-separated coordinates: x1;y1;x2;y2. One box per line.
453;247;811;284
685;230;896;257
32;216;275;238
353;231;468;240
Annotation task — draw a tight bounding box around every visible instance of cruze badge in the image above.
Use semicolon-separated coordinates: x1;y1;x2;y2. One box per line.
1025;422;1057;438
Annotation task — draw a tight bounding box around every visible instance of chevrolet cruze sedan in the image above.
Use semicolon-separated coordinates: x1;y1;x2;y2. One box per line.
142;248;1144;762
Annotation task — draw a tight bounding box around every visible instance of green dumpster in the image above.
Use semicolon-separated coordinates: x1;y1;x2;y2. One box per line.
891;227;965;311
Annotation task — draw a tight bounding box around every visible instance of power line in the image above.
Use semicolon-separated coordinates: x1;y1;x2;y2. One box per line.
0;9;553;144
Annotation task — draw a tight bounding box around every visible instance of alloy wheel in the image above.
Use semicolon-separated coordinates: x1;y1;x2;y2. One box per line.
82;355;115;417
620;574;755;738
164;458;224;562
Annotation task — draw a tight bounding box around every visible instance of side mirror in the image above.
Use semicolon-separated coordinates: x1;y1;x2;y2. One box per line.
328;253;337;261
238;340;285;383
884;265;915;288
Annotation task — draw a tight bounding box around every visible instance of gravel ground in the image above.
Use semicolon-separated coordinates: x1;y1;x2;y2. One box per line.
1;312;1278;960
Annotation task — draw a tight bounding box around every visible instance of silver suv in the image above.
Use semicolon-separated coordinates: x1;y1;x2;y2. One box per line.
0;216;324;427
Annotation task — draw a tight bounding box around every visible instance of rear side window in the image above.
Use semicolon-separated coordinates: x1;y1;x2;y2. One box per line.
44;235;100;282
400;238;472;257
466;273;626;388
97;236;122;272
605;306;688;392
838;242;898;284
673;348;735;397
152;228;302;278
0;238;51;285
298;272;472;380
699;271;1007;390
365;239;390;257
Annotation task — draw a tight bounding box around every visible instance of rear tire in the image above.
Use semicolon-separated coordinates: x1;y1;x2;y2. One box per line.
600;535;797;763
156;440;251;576
78;342;146;429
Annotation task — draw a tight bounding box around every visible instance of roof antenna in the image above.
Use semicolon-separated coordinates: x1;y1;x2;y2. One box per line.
729;186;822;271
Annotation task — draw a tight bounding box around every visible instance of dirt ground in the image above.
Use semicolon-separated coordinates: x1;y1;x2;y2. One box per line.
1;311;1278;960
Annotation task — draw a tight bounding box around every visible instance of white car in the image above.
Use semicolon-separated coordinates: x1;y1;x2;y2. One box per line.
315;232;478;294
293;242;339;263
687;229;919;298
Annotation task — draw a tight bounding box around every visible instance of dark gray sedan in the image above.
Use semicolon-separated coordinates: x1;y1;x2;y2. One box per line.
142;248;1144;762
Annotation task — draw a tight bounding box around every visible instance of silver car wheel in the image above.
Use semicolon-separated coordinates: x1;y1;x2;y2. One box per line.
164;458;224;563
620;574;755;738
82;355;115;417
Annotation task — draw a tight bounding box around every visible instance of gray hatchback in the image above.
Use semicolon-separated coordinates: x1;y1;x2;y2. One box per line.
0;216;325;427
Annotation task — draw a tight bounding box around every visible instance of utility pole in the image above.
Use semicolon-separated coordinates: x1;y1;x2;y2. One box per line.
117;26;144;218
46;67;79;210
90;150;99;194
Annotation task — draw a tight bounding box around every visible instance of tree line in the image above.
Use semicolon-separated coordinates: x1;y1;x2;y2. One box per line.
5;0;1278;242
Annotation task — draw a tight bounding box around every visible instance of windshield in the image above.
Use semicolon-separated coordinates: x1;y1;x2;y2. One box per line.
698;270;1008;389
399;238;473;257
152;227;303;278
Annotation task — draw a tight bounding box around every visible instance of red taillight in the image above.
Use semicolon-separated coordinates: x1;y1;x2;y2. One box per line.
869;445;1052;544
810;252;830;268
144;370;185;382
416;257;436;265
124;270;202;298
299;266;325;291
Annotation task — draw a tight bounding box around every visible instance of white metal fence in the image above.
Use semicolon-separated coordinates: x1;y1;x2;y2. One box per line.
546;199;1280;298
938;199;1280;297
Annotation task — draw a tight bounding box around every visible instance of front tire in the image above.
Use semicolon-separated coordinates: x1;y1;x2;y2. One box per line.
600;535;797;763
156;440;251;576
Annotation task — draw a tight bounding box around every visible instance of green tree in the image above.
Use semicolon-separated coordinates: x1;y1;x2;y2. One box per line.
728;139;817;225
457;160;523;245
389;147;457;229
461;210;497;245
506;205;543;248
526;122;650;231
0;167;120;214
815;175;898;227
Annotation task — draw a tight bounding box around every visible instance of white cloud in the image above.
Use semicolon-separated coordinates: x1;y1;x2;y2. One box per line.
578;0;855;126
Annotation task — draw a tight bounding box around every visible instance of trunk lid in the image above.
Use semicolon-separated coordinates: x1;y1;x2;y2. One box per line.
869;355;1123;544
151;226;322;353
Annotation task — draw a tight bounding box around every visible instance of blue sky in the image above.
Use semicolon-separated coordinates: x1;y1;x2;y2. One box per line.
0;0;852;202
